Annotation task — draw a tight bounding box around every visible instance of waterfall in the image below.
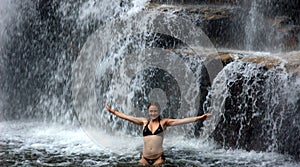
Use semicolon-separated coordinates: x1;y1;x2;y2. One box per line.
244;0;300;51
0;0;128;122
204;54;300;158
71;3;222;147
1;0;299;164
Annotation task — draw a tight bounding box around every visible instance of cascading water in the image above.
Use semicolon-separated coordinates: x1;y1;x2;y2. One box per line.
204;58;300;156
71;5;222;153
244;0;300;51
1;0;299;166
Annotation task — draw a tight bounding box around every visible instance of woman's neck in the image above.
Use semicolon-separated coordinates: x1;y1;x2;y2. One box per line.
150;116;160;122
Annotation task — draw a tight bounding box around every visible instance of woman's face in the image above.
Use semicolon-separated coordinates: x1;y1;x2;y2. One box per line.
148;105;160;120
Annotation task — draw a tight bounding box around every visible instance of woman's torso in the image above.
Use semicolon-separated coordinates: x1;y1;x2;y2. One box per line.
142;119;166;158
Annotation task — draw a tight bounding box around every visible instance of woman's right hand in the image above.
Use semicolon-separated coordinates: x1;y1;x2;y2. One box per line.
105;102;116;114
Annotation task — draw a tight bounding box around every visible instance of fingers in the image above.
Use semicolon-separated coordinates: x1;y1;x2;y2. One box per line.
105;102;112;111
202;113;212;120
105;102;115;114
205;113;213;117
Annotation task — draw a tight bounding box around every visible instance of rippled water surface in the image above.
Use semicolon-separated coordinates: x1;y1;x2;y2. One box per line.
1;121;299;167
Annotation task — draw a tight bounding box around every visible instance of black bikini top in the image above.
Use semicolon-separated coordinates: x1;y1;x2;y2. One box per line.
143;118;164;137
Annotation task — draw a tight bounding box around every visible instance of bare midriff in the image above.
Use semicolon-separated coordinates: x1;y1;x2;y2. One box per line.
142;135;164;159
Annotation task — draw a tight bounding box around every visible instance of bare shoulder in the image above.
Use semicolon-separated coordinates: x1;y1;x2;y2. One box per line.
139;117;149;125
160;118;172;127
160;118;169;122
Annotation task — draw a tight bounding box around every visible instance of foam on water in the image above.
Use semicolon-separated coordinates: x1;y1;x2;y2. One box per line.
1;121;299;166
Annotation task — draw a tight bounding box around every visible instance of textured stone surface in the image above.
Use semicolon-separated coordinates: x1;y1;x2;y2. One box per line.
148;1;300;51
210;50;300;160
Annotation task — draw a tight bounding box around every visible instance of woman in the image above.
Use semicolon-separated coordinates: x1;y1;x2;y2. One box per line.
105;102;212;166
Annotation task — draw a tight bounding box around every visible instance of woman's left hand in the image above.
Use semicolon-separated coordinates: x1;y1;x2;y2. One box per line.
106;102;116;114
202;113;213;120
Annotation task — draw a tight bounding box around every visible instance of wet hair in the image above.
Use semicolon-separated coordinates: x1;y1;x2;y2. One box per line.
147;102;161;111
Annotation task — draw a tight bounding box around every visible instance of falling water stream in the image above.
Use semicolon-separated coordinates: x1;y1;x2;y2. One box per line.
1;0;299;166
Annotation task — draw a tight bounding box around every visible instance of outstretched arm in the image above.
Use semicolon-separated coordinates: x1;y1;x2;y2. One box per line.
105;102;146;126
165;113;212;127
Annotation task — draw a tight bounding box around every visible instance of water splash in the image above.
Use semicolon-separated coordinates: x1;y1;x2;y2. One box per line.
244;0;300;51
71;1;223;151
204;53;300;159
1;0;299;163
1;121;298;166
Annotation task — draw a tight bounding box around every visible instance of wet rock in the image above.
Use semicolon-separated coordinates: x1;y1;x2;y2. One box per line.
267;17;300;51
278;97;300;161
217;52;236;65
211;63;269;152
216;50;300;76
242;56;281;69
147;3;246;49
282;52;300;76
210;50;300;160
149;1;300;52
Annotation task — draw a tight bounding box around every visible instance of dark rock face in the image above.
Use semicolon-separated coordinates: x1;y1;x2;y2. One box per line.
149;0;300;51
148;3;247;49
211;63;268;151
278;97;300;160
210;52;300;160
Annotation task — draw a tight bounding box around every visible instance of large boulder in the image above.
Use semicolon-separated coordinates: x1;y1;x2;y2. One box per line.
211;51;300;160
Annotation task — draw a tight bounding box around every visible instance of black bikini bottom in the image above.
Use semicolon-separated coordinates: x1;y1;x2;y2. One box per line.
143;154;165;165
